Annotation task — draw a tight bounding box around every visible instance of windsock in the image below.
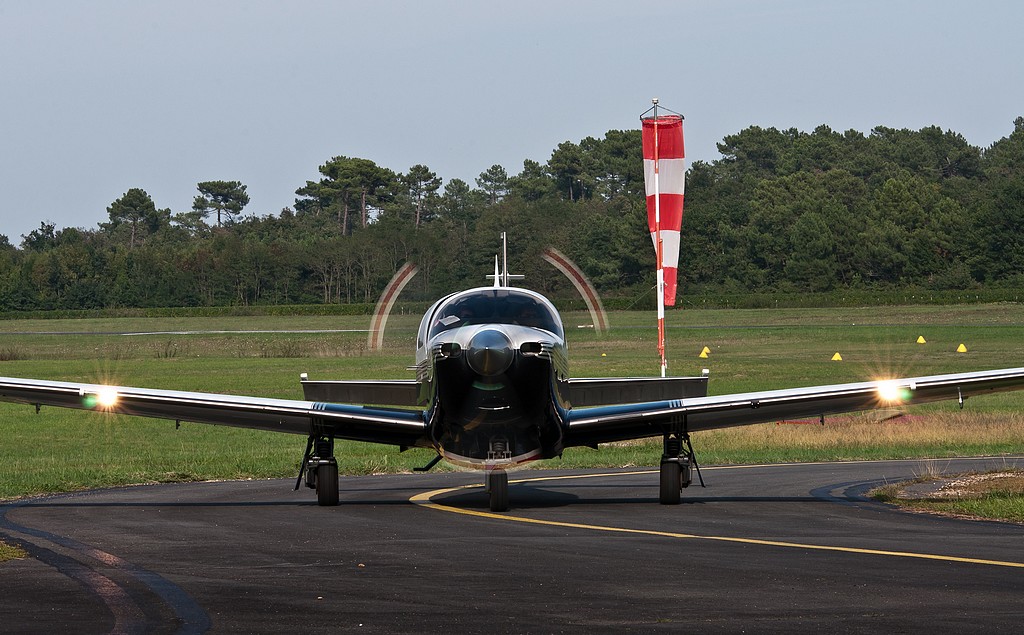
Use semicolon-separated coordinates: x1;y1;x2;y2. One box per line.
641;114;685;305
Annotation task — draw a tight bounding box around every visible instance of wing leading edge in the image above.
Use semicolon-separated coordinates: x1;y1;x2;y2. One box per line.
0;377;428;448
565;367;1024;448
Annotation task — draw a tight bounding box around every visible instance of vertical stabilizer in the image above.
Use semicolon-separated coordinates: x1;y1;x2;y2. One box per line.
486;233;524;287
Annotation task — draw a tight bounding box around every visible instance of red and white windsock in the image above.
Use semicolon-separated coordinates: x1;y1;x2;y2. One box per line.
641;114;685;306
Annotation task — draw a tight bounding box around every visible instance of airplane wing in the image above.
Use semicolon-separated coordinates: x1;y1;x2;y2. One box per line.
0;376;429;448
565;367;1024;448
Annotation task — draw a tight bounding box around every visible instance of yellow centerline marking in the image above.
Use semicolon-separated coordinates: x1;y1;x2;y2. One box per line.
409;467;1024;570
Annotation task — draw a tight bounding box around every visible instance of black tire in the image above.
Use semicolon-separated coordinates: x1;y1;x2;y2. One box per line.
659;461;681;505
488;471;509;512
316;463;339;507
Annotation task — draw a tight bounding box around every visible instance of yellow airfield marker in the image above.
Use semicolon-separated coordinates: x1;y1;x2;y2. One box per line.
831;352;843;361
917;336;926;344
601;353;607;357
699;346;710;358
957;343;968;353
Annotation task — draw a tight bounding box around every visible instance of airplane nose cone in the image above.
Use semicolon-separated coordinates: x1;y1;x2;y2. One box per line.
467;329;514;376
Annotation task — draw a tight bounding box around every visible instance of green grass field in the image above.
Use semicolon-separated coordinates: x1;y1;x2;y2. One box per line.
872;470;1024;523
1;304;1023;503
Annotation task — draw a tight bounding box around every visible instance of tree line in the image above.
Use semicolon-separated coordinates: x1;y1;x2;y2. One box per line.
1;117;1023;311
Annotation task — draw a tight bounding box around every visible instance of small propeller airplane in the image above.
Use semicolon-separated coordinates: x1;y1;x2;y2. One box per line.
2;245;1024;512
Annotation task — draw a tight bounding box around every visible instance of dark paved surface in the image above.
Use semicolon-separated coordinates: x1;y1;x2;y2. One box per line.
3;457;1024;634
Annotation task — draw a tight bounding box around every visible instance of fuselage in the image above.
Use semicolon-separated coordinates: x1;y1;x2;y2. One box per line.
414;287;570;470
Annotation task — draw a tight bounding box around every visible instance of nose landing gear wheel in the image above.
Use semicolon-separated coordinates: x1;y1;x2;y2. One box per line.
487;470;509;512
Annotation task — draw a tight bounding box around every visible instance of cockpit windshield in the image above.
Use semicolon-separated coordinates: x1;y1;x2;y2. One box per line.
427;289;563;339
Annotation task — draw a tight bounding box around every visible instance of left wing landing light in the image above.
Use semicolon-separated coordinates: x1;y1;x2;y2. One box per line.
83;386;120;410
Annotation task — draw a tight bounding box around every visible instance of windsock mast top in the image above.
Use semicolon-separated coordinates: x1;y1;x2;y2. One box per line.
640;98;684;121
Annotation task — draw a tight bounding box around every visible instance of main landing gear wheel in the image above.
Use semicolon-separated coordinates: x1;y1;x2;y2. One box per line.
316;462;339;507
659;461;682;505
487;471;509;512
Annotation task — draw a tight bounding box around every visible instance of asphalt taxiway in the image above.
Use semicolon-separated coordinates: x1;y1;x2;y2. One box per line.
2;457;1023;634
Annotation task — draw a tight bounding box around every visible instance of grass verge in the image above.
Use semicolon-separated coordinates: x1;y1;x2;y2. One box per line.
0;541;27;563
871;470;1024;523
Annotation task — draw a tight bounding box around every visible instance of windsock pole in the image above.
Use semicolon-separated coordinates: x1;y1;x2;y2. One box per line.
653;98;667;377
641;100;684;377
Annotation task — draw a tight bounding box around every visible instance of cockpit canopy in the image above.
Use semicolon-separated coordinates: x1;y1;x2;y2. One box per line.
426;288;564;341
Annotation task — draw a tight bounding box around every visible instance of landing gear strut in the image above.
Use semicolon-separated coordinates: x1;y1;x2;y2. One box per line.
485;437;511;512
659;430;702;505
297;433;339;506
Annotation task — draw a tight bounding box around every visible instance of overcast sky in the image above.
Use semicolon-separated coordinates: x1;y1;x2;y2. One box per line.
2;0;1022;243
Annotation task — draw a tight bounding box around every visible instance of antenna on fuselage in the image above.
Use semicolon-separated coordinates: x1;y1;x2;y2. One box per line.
486;232;525;287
